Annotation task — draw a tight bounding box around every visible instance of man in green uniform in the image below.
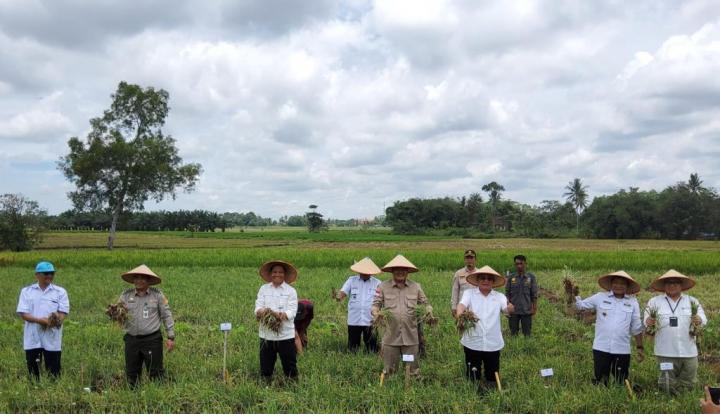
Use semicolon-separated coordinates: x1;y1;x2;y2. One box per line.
118;264;175;387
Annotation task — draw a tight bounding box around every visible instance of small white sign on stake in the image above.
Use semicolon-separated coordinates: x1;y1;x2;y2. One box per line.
220;322;232;331
402;354;415;362
660;362;674;371
540;368;554;377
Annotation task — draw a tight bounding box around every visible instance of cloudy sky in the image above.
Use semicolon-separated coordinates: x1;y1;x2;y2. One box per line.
2;0;719;219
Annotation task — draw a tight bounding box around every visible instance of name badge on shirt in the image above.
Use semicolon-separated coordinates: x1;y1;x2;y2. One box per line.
669;316;678;327
143;303;149;319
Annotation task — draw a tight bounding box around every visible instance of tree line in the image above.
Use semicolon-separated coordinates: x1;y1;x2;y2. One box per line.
385;174;720;239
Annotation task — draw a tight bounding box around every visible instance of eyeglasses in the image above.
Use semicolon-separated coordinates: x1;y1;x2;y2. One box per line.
41;272;55;277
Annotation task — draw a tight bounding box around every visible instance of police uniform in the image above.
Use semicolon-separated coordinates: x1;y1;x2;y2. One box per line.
119;286;175;385
372;279;430;376
450;267;474;313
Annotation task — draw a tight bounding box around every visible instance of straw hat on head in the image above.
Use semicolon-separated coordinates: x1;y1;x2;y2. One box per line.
597;271;641;294
381;255;419;273
350;257;382;275
259;260;298;284
466;265;506;288
122;264;162;285
650;269;696;292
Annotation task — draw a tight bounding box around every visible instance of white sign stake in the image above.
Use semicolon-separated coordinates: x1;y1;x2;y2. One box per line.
540;368;554;388
660;362;673;393
220;323;232;383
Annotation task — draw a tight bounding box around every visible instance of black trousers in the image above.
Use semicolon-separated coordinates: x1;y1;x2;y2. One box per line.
592;349;630;385
25;348;61;379
348;325;378;352
463;347;500;382
124;331;164;386
509;314;532;336
260;339;298;379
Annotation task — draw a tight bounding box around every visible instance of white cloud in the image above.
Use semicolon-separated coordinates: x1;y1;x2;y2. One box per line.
1;1;719;216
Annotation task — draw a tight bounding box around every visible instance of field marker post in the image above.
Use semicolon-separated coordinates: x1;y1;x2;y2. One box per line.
660;362;673;394
494;371;502;392
402;354;414;390
624;379;635;401
540;368;553;388
380;371;385;386
220;322;232;383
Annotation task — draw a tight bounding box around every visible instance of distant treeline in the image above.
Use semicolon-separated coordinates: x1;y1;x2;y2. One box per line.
47;210;385;232
386;176;720;239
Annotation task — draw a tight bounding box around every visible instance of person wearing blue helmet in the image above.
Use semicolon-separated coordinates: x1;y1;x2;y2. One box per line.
16;261;70;379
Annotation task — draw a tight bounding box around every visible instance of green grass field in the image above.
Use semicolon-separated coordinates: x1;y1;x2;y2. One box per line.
1;231;719;413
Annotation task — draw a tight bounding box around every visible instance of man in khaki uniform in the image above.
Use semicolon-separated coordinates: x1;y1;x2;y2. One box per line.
118;265;175;387
451;249;477;316
371;254;432;377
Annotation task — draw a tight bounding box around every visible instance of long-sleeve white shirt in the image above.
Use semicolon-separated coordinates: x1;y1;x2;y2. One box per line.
255;282;298;341
645;294;707;358
575;292;643;355
459;289;508;352
341;275;381;327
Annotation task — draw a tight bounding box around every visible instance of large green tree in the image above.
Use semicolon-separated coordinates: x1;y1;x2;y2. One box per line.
59;82;202;249
563;177;589;234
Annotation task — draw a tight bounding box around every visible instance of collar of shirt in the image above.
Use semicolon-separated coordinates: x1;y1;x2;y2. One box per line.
663;293;684;303
268;282;288;290
392;280;409;288
30;283;56;292
134;289;151;297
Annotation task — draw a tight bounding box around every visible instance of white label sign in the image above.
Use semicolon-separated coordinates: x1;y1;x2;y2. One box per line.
660;362;674;371
402;354;415;362
540;368;554;377
220;322;232;331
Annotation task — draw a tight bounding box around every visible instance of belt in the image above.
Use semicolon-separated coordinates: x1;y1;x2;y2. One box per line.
126;330;160;339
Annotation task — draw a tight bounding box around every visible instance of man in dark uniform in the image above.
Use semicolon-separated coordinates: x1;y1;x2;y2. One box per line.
505;255;538;336
118;265;175;387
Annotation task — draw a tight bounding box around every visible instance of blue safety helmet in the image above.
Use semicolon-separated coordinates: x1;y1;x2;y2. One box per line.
35;261;55;273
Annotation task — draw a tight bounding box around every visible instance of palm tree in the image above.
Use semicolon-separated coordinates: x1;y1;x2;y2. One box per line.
687;173;703;195
563;178;589;235
481;181;505;231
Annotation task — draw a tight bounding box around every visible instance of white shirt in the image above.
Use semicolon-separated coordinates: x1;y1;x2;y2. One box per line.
645;294;707;358
575;292;643;355
341;275;381;327
459;289;508;352
16;283;70;351
254;282;298;341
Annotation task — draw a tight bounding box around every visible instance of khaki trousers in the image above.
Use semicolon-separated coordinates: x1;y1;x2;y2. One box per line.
382;344;419;376
656;356;698;393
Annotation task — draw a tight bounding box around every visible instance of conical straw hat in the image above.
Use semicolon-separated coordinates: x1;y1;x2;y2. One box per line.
650;269;696;292
259;260;298;284
466;265;506;288
121;264;162;285
597;270;641;294
350;257;382;275
381;255;419;273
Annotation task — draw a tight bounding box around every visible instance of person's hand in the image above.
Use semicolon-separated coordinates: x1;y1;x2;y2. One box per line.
645;318;656;327
530;304;537;316
506;303;515;314
166;339;175;352
636;349;644;362
692;315;702;325
700;386;720;414
275;311;287;321
35;317;50;327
